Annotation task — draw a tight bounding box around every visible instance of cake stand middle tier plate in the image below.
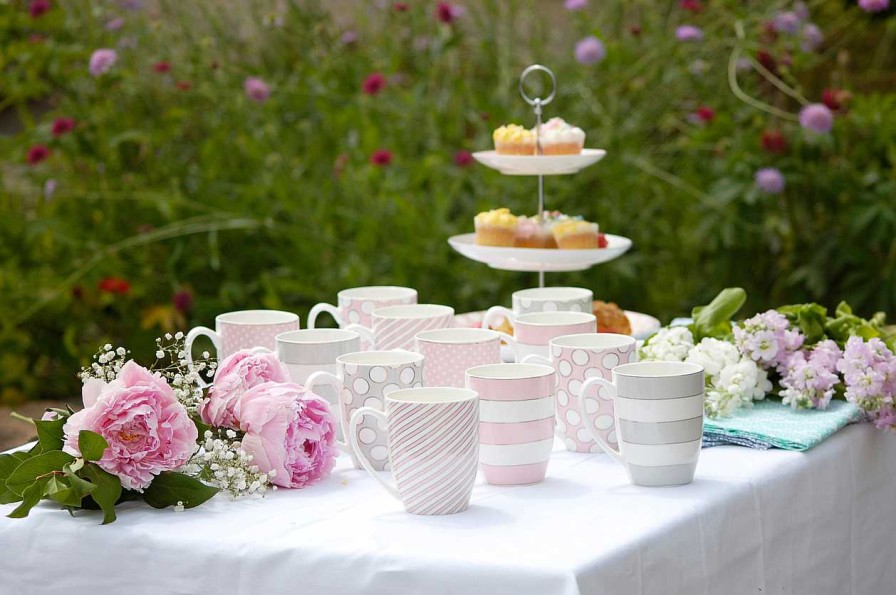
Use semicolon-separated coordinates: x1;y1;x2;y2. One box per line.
448;233;632;272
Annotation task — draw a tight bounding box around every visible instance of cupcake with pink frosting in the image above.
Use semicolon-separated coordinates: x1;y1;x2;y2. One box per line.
537;117;586;155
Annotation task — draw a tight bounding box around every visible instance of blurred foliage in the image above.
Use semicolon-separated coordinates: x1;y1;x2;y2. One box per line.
1;0;895;402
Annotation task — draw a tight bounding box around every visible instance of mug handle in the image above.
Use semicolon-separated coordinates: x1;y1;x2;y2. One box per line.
308;303;341;329
304;371;350;454
349;407;400;500
184;326;221;389
482;306;515;333
343;324;375;348
520;354;550;366
578;377;624;464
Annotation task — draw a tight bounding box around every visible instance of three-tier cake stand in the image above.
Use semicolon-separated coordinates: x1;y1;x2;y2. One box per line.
447;64;632;288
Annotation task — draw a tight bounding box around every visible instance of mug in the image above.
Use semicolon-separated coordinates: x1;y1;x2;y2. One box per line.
185;310;300;385
465;363;557;485
307;286;417;349
305;350;425;470
415;328;509;388
345;304;455;351
275;329;361;440
349;387;479;515
499;311;597;361
577;361;705;487
482;287;593;331
523;333;637;453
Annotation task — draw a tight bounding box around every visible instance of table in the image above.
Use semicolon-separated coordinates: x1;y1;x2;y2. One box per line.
2;424;894;595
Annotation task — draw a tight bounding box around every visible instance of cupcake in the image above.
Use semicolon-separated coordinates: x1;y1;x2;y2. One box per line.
475;208;518;247
552;219;599;249
493;124;536;155
537;117;585;155
514;215;556;249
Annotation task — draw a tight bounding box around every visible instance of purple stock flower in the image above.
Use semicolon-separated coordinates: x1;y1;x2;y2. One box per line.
89;49;117;77
801;23;823;52
779;341;842;410
575;36;606;65
859;0;890;14
837;337;896;422
564;0;587;10
755;168;785;194
800;103;834;134
734;310;803;371
676;25;703;42
773;11;801;34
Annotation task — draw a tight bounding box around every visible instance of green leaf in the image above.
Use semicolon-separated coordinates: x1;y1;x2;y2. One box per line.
779;303;828;345
7;477;51;519
142;472;219;510
690;288;746;341
5;451;73;496
33;417;66;452
78;430;109;462
0;452;32;504
80;464;122;525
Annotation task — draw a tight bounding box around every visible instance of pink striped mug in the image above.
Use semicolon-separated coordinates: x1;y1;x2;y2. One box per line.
345;304;455;351
415;328;510;388
349;387;480;515
465;363;557;485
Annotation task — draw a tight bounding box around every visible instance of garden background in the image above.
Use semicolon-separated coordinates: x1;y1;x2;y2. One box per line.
1;0;895;407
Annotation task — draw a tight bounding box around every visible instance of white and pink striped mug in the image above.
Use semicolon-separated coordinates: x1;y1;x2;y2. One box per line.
349;387;480;515
346;304;455;351
502;311;597;361
415;328;510;388
465;363;557;485
307;286;417;349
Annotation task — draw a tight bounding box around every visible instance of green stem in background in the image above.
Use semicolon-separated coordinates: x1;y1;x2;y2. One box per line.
727;21;799;122
10;412;35;425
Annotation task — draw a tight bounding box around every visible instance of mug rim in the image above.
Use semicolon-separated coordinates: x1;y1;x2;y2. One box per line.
613;361;704;378
513;287;593;301
373;304;455;319
337;286;417;300
550;332;635;350
387;387;477;405
466;362;555;380
337;350;424;367
276;329;360;344
216;310;299;326
416;327;499;344
515;311;596;326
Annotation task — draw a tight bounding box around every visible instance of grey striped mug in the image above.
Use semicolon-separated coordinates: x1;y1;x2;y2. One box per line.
578;361;705;486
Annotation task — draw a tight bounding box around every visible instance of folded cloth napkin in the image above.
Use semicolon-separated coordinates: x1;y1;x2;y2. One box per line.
702;399;863;451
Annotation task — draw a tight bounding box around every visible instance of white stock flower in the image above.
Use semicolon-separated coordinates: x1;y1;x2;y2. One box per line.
640;326;695;362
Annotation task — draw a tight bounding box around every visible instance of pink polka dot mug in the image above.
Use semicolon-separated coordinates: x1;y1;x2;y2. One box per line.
307;286;417;349
414;328;511;388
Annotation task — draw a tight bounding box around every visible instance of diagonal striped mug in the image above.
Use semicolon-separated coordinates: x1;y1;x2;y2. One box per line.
578;361;705;486
349;387;480;515
345;304;455;351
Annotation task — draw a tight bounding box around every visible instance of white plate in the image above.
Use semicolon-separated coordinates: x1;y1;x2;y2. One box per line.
472;149;607;176
454;310;661;341
448;233;632;272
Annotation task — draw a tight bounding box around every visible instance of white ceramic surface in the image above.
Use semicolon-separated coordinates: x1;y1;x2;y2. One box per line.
448;233;632;272
471;149;607;176
453;309;661;342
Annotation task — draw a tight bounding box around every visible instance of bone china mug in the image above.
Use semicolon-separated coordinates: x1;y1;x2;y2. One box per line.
414;328;510;388
577;361;705;487
185;310;300;386
465;363;557;485
307;286;417;349
349;387;479;515
523;333;638;453
498;311;597;361
482;287;593;331
305;350;425;470
345;304;455;351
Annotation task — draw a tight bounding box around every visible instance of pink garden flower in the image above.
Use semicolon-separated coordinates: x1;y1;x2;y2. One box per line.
244;76;271;102
370;148;393;166
755;168;785;194
435;2;465;24
676;25;703;41
63;361;198;491
859;0;889;13
693;105;715;123
239;382;338;488
799;103;834;134
106;18;124;31
564;0;587;10
153;61;171;73
52;117;75;137
575;36;606;65
454;150;473;167
362;72;386;95
26;145;49;165
340;30;358;45
89;48;118;77
29;0;51;18
680;0;702;11
761;130;788;154
198;349;289;429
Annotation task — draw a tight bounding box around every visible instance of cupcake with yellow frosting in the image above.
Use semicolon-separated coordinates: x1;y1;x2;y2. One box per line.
493;124;536;155
552;218;599;249
475;208;518;246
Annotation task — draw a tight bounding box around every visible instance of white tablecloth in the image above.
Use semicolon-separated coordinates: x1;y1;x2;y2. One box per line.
2;425;895;595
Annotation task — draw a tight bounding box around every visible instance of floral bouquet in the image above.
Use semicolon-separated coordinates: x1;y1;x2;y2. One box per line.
641;288;896;427
1;334;339;524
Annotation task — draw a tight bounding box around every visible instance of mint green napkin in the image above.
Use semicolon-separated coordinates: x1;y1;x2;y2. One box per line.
702;399;863;451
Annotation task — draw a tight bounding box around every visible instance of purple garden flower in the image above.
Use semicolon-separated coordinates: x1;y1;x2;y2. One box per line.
800;103;834;134
340;30;358;45
801;23;823;52
733;310;804;371
564;0;587;10
794;2;809;20
106;17;124;31
779;340;842;410
89;49;118;77
575;36;606;65
755;168;785;194
773;11;801;34
858;0;890;14
676;25;703;42
244;77;271;103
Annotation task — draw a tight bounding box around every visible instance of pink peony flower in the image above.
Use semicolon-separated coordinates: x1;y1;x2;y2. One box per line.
362;72;386;95
575;36;606;65
859;0;889;13
244;76;271;102
676;25;703;41
755;168;785;194
89;48;118;77
239;382;338;488
799;103;834;134
198;349;289;429
62;361;198;491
